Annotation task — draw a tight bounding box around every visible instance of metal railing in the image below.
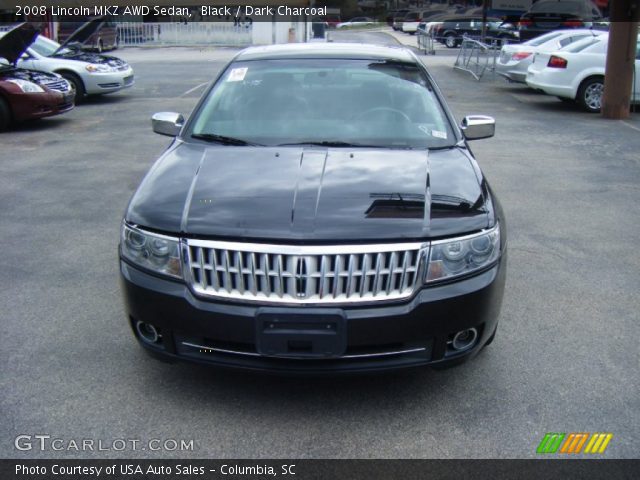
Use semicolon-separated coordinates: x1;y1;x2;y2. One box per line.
115;22;252;47
416;28;435;55
453;35;505;81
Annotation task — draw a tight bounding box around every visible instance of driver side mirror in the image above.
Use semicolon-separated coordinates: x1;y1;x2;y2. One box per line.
151;112;184;137
461;115;495;140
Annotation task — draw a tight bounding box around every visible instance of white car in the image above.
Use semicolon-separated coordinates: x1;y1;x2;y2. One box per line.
401;9;447;34
0;19;133;100
335;17;375;29
496;29;606;83
526;33;640;112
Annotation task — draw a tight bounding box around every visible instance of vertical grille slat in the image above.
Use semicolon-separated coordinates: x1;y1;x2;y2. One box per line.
186;241;425;304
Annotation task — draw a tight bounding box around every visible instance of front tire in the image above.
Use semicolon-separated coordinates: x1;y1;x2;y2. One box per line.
445;33;458;48
577;76;604;113
60;72;86;103
0;96;11;131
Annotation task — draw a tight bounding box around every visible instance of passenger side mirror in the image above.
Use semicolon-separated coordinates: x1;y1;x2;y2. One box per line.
151;112;184;137
461;115;495;140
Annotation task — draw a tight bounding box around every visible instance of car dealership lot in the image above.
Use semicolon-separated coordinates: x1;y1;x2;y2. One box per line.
1;32;639;458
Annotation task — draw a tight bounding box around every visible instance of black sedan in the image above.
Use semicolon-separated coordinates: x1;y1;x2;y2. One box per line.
119;43;507;373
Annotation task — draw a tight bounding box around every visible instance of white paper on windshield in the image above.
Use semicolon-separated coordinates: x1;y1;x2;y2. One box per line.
431;130;447;139
227;67;248;82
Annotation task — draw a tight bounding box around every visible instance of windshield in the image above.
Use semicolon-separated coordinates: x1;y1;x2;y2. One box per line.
189;59;455;149
29;35;69;56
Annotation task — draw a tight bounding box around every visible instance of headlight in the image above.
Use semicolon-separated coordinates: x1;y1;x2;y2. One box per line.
121;223;182;279
425;223;500;283
85;63;113;73
7;79;45;93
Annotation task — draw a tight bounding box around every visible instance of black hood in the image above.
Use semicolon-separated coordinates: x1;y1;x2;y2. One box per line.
0;23;38;66
55;16;105;54
126;144;490;242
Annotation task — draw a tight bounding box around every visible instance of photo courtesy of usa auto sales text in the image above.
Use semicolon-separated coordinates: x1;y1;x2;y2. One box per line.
15;463;295;476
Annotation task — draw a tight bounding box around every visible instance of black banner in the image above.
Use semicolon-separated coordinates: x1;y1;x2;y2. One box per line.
2;459;640;480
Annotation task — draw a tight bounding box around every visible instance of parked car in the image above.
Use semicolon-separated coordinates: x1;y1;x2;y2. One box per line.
57;16;118;52
0;23;74;131
497;28;605;83
401;9;447;34
120;43;507;373
435;17;518;48
335;17;375;29
525;33;640;112
0;17;134;101
392;9;411;31
518;0;604;41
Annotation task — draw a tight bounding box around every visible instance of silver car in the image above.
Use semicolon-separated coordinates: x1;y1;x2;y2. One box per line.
496;29;605;83
1;19;133;99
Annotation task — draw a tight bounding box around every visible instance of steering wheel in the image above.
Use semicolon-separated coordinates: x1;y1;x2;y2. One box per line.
352;107;412;123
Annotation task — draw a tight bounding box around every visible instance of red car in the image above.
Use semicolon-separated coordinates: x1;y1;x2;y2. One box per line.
0;23;75;131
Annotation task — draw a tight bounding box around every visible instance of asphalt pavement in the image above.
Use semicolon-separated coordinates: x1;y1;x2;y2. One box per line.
1;31;639;459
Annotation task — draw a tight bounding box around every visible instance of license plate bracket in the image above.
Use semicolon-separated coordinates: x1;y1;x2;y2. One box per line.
256;308;346;358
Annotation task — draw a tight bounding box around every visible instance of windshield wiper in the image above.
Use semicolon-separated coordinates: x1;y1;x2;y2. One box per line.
277;140;410;149
191;133;262;146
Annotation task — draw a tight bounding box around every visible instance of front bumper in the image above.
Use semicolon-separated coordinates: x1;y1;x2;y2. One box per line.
11;90;75;122
120;250;506;373
83;67;135;94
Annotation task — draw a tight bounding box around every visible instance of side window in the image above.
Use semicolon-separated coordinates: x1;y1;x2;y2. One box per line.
559;37;573;47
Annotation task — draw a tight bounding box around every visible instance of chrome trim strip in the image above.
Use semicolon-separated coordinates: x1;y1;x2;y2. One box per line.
181;342;426;360
186;239;428;255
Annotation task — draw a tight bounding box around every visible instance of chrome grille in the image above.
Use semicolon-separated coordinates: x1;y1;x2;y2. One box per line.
185;240;427;304
42;78;71;92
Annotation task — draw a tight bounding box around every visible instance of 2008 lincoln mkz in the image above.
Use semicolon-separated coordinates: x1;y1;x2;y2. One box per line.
119;43;507;373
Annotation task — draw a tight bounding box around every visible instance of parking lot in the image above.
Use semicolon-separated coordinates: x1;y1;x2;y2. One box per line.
1;30;639;459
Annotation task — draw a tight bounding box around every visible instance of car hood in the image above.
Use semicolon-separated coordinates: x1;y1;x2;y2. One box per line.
54;16;105;54
126;143;489;241
51;50;128;68
0;23;38;66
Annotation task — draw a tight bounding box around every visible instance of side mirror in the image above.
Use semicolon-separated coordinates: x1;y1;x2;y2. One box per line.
151;112;184;137
461;115;495;140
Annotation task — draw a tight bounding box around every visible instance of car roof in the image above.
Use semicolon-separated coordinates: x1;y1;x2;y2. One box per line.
234;43;417;63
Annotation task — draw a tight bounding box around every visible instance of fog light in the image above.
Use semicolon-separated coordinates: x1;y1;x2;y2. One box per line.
136;321;160;344
451;328;478;352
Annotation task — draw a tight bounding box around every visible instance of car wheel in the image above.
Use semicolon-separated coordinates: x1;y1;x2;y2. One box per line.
445;33;457;48
0;96;11;131
60;72;86;103
577;76;604;113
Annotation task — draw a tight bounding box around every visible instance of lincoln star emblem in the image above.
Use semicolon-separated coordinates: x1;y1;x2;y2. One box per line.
295;257;308;297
